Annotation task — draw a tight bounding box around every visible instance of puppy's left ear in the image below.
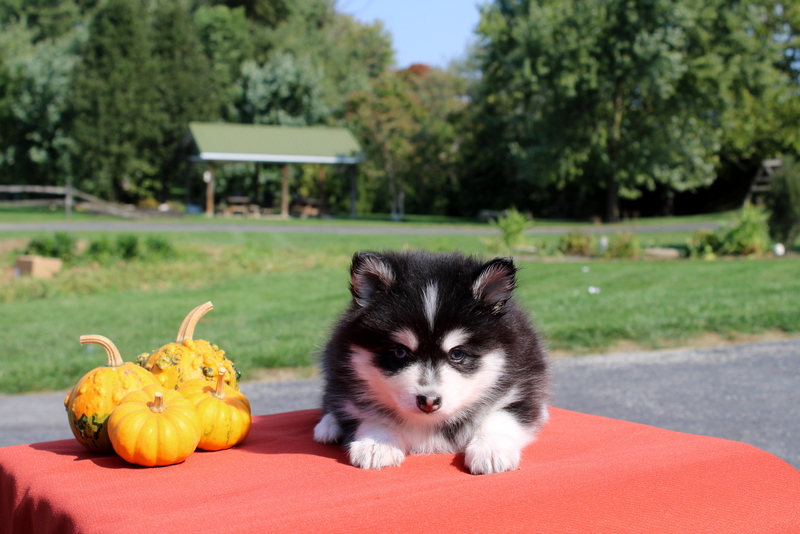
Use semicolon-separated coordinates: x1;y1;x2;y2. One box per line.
472;258;517;313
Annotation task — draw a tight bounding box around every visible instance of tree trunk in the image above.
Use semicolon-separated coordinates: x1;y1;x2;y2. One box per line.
382;146;401;222
605;76;624;223
349;165;358;219
251;163;260;206
388;171;400;221
281;164;290;219
606;176;619;223
318;165;327;214
397;186;405;220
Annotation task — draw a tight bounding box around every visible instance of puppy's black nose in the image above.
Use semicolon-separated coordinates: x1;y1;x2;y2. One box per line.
416;395;442;413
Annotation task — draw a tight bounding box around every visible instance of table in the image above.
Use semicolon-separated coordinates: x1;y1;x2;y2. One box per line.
1;408;798;533
220;196;261;218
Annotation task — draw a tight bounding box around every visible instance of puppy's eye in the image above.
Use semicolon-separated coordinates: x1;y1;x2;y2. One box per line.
449;348;467;363
393;347;409;360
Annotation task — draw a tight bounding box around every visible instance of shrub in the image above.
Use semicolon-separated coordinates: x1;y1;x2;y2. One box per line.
490;208;532;250
86;236;116;265
137;198;160;210
24;233;76;262
722;202;771;256
684;230;723;260
605;232;641;259
685;203;771;258
115;234;141;260
144;236;176;259
768;155;800;247
558;232;596;256
20;233;180;268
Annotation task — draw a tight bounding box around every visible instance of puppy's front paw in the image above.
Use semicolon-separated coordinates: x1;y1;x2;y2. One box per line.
348;438;405;470
464;439;521;475
314;413;343;444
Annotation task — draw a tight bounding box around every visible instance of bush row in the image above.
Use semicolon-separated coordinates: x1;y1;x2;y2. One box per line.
23;233;177;265
684;204;775;260
490;203;788;260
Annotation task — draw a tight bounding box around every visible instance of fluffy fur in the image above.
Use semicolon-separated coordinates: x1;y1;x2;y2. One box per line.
314;250;550;474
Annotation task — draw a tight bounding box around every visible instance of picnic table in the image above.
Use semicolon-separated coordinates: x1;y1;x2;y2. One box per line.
1;408;798;533
219;196;262;218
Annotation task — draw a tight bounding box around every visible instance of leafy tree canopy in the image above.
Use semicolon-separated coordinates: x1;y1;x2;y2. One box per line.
472;0;800;221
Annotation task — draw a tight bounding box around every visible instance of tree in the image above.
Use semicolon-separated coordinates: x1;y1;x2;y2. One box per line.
313;12;394;113
193;4;254;118
0;0;84;42
0;21;81;186
397;64;467;215
713;2;800;167
151;0;219;201
69;0;165;200
472;0;799;221
233;52;328;126
768;155;800;247
258;0;394;115
215;0;289;27
346;72;424;220
342;64;469;218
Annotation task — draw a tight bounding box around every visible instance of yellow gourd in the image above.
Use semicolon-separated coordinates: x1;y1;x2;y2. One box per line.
107;384;202;467
137;302;240;390
64;335;159;453
179;367;252;451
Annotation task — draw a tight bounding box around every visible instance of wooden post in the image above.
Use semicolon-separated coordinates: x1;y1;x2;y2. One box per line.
251;162;261;209
318;165;327;214
64;182;73;220
349;165;358;219
281;164;290;219
204;163;215;218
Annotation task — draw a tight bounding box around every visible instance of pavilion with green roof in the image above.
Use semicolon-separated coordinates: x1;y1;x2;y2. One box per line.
185;122;365;217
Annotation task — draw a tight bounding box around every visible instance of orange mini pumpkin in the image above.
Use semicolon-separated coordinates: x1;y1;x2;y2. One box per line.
64;335;160;453
178;367;251;451
107;384;202;467
137;302;240;390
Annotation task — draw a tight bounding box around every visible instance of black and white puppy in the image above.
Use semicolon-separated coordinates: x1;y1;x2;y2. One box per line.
314;250;549;474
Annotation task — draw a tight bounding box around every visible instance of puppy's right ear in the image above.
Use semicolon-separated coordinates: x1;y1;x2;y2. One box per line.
350;252;395;308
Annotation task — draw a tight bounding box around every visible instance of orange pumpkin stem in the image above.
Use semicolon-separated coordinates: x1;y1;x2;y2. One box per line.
80;335;124;367
150;392;167;414
176;302;214;343
214;367;226;399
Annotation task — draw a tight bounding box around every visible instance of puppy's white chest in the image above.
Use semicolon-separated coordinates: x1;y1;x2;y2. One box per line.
401;426;459;455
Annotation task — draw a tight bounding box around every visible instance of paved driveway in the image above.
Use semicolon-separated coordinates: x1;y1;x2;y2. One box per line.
1;339;797;468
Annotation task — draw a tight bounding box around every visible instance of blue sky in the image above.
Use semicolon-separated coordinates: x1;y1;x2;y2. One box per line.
338;0;484;69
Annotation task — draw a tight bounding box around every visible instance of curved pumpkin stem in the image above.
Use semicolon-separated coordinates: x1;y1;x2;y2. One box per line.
176;301;213;343
214;367;226;399
80;335;123;367
150;392;166;414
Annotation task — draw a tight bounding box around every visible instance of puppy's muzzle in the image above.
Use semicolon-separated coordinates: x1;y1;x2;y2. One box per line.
416;394;442;413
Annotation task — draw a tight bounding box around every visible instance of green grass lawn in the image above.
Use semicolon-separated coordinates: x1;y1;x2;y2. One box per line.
517;259;800;351
0;209;797;394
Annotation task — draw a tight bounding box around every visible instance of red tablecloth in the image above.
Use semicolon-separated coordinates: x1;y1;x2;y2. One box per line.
1;407;798;533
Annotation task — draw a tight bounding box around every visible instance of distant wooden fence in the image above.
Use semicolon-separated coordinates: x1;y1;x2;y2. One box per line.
0;185;143;218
